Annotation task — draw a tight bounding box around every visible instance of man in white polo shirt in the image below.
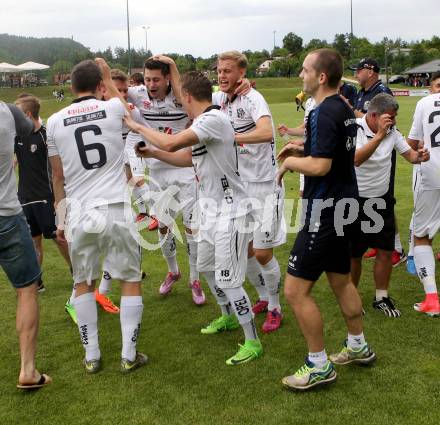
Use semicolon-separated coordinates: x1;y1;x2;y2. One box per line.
351;93;429;317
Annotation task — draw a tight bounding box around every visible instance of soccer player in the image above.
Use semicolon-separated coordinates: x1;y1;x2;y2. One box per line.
278;49;375;391
125;71;263;365
406;71;440;274
0;100;52;389
351;93;429;318
96;69;151;312
213;51;286;333
127;55;205;305
407;83;440;316
14;95;72;293
47;58;147;373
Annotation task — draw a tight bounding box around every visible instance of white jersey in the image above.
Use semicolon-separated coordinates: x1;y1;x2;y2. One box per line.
190;107;247;218
213;89;276;182
409;93;440;190
47;97;129;209
355;115;410;198
122;104;146;142
128;86;190;170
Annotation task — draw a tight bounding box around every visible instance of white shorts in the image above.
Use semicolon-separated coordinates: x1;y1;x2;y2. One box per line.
196;215;250;289
413;188;440;240
149;167;197;229
67;203;142;284
124;142;146;178
243;180;286;250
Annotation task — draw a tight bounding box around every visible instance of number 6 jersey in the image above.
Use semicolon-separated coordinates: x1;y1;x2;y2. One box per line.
47;96;129;209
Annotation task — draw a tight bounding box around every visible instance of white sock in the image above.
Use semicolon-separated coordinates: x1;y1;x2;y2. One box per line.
120;296;144;361
202;271;230;313
394;232;403;254
347;332;366;349
159;231;179;273
69;288;75;304
308;350;328;368
246;255;268;301
414;245;438;294
223;286;258;341
408;229;414;257
260;256;281;312
133;185;148;214
186;232;199;282
98;271;112;295
375;289;388;301
74;292;100;361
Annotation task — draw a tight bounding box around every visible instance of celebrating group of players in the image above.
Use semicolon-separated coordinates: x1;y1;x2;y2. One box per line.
2;47;440;391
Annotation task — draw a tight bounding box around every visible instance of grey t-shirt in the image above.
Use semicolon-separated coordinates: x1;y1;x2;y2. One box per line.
0;102;33;216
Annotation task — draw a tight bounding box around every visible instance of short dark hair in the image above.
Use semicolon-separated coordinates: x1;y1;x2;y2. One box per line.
431;72;440;83
71;60;102;93
310;48;343;89
15;95;40;119
130;72;144;84
181;71;212;102
144;59;170;77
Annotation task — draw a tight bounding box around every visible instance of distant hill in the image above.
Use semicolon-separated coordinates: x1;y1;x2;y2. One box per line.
0;34;92;66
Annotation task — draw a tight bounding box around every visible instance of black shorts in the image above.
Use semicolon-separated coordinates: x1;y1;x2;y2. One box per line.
22;199;57;239
287;221;351;282
350;196;395;258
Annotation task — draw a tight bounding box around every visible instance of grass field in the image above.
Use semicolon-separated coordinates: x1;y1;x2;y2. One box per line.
0;80;439;425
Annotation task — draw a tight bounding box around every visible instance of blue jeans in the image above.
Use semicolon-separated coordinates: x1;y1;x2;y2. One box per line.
0;212;41;288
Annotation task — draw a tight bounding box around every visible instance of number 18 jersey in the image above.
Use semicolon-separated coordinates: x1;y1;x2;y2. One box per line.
409;92;440;190
47;96;129;209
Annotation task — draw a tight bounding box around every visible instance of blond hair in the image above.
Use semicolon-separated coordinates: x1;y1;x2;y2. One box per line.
15;95;40;120
217;51;248;69
110;68;128;82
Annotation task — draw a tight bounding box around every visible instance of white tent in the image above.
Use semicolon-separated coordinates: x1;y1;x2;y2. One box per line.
16;61;50;71
0;62;18;72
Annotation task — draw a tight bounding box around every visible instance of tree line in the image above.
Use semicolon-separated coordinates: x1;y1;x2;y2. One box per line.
0;33;439;80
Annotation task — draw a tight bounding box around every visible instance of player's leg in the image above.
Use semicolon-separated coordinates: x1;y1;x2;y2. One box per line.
282;274;336;390
33;235;43;266
327;271;376;365
214;218;262;365
252;181;286;332
180;177;205;305
246;242;269;313
412;189;440;315
106;202;147;372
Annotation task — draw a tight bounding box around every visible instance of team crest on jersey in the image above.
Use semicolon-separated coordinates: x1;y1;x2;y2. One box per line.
236;108;245;119
143;100;151;109
30;144;37;153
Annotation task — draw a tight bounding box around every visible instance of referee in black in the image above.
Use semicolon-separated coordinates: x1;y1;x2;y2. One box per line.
277;49;376;391
14;95;71;291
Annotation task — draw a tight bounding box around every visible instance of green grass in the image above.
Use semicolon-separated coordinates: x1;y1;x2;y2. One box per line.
1;85;439;425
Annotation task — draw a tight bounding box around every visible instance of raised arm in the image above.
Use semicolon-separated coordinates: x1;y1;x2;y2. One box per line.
151;55;183;104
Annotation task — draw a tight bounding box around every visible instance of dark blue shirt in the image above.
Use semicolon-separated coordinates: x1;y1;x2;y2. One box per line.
303;95;358;223
355;80;393;113
340;82;358;108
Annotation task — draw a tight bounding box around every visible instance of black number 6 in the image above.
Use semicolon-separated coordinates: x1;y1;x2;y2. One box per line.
74;125;107;169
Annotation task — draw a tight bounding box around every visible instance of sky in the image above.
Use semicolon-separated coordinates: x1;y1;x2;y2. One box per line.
1;0;438;57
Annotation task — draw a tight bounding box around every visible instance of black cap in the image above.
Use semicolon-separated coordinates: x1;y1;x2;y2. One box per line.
349;58;380;73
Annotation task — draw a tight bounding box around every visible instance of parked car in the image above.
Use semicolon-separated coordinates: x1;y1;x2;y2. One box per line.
389;75;406;84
